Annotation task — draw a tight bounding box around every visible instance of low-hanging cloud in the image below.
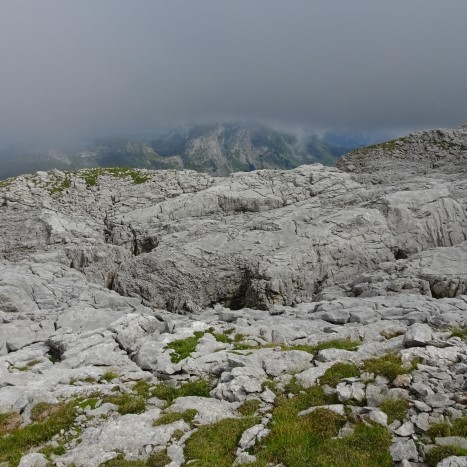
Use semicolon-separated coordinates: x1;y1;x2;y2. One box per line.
0;0;466;145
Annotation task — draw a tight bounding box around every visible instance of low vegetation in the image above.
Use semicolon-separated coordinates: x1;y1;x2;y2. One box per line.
250;382;391;466
77;167;150;187
426;445;467;467
101;371;119;382
426;416;467;440
379;399;409;424
0;401;76;466
102;392;146;415
363;353;409;381
153;409;197;427
359;137;408;153
165;331;205;363
237;399;261;416
319;362;360;387
184;417;259;467
450;326;467;340
151;379;212;406
101;451;171;467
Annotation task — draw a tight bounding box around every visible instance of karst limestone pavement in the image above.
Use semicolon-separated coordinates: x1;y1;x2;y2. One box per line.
1;126;467;466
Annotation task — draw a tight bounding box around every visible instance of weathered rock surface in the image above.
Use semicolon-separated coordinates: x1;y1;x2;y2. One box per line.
0;125;466;465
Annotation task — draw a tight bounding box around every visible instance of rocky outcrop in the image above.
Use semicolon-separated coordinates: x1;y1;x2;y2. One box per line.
1;125;467;465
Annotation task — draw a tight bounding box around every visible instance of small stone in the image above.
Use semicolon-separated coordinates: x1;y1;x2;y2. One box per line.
368;409;388;426
425;393;453;409
392;374;412;388
389;439;418;462
403;323;433;348
395;421;415;437
437;456;467;467
436;436;467;450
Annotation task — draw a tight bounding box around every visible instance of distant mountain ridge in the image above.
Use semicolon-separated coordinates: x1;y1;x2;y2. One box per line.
0;123;352;179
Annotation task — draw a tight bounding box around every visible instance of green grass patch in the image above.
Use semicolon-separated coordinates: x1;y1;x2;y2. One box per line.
380;329;405;340
153;409;197;427
77;167;150;187
48;176;71;195
0;412;23;435
0;401;76;466
76;396;100;411
427;422;451;440
185;417;259;467
450;326;467;340
39;443;66;460
251;377;392;467
319;362;360;388
359;137;408;153
427;416;467;440
426;445;467;467
151;379;212;406
165;331;205;363
102;393;146;415
15;359;41;371
237;399;261;416
310;422;393;467
363;353;409;381
284;338;361;355
100;455;147;466
379;399;409;424
133;380;152;398
101;371;119;382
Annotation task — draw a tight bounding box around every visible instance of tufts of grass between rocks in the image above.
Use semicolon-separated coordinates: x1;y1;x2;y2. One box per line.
183;351;424;467
165;328;362;364
0;401;77;466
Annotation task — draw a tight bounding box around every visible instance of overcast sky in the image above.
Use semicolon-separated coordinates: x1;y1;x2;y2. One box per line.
1;0;466;144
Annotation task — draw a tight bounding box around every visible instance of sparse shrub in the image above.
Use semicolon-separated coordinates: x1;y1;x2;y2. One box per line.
147;450;171;467
102;393;146;415
303;408;346;439
133;380;151;398
284;338;361;355
184;417;258;467
380;329;405;340
426;445;467;467
30;402;63;422
165;331;205;363
151;379;212;406
319;362;360;388
427;422;451;440
237;399;261;416
0;412;23;435
153;409;198;427
0;401;76;465
450;327;467;340
15;359;41;371
363;353;408;381
452;415;467;437
379;399;409;424
101;371;119;382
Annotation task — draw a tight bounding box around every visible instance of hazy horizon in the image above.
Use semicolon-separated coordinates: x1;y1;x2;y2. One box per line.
1;1;466;147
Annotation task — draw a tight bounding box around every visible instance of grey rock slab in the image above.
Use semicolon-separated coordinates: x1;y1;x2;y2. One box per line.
425;393;454;408
295;362;335;388
436;437;467;450
167;396;237;424
56;409;174;467
437;457;467;467
368;409;388;426
389;439;419;462
18;453;49;467
298;404;346;417
403;323;433;348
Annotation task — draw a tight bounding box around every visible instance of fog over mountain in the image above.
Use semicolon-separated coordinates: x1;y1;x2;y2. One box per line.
1;0;466;147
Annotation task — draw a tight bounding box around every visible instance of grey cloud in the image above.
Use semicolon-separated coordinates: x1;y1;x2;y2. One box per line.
0;0;466;144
